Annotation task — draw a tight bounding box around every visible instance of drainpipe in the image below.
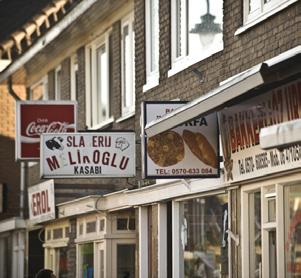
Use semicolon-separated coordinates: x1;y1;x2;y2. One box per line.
7;77;25;218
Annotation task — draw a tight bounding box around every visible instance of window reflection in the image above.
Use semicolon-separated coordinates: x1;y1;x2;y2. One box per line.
285;185;301;277
180;194;228;277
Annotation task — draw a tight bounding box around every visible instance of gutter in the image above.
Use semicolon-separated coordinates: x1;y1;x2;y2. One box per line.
0;0;98;84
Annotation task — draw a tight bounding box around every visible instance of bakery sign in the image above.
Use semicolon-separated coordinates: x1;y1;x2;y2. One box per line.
219;79;301;183
28;180;55;224
142;101;219;178
16;101;77;160
40;132;136;178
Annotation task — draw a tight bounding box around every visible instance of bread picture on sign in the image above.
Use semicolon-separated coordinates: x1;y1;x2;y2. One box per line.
182;129;217;168
147;131;185;167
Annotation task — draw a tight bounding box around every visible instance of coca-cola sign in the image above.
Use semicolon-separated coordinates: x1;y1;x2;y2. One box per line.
16;101;77;160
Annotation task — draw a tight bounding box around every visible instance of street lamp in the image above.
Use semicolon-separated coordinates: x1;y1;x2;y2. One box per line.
190;0;222;46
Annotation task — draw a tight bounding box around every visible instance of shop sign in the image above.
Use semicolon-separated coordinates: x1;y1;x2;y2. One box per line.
142;101;219;178
28;180;55;224
40;132;136;178
16;101;77;160
219;79;301;183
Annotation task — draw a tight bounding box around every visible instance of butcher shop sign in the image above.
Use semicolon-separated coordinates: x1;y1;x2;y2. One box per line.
16;101;77;160
28;180;55;224
142;101;219;178
40;132;136;178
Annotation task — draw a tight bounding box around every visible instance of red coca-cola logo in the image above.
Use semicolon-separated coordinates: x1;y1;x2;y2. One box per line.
25;121;71;137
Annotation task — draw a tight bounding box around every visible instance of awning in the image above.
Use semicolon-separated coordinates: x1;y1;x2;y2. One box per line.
145;46;301;137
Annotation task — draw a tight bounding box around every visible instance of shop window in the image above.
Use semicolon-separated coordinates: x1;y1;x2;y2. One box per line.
47;230;52;241
121;13;135;116
79;243;94;278
284;185;301;277
86;221;97;233
65;226;69;237
117;217;136;231
144;0;159;91
79;223;83;236
179;193;228;277
170;0;223;76
58;247;68;278
99;219;105;232
249;191;262;277
53;228;63;240
117;244;135;278
242;183;301;277
85;32;112;129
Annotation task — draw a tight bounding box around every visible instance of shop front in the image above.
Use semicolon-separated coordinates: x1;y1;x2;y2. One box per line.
142;46;301;277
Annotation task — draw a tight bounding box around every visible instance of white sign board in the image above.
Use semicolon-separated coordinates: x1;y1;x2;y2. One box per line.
41;132;136;178
142;101;219;178
28;180;55;224
219;79;301;183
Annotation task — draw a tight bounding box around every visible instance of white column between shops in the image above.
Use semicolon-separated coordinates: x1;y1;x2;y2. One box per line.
139;206;148;277
158;203;167;278
172;201;181;278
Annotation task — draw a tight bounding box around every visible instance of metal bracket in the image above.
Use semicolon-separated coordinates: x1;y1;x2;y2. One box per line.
227;229;240;246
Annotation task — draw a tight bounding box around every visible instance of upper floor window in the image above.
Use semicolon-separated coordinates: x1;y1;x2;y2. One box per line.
86;32;112;129
30;76;48;100
244;0;297;25
121;13;135;116
55;66;61;100
144;0;159;91
70;54;78;101
170;0;223;76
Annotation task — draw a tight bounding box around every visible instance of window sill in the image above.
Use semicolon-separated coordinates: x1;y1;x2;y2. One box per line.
116;111;135;123
168;44;224;77
88;117;115;130
143;74;159;93
235;0;298;35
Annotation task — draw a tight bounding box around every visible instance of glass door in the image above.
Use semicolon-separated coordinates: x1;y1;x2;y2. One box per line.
112;239;136;278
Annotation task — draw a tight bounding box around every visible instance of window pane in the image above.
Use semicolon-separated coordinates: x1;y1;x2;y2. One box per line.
99;249;104;278
59;248;68;278
189;0;223;56
150;0;159;72
269;230;277;278
80;243;94;278
117;218;128;230
285;185;301;277
86;221;97;233
122;24;134;111
53;228;63;239
249;191;262;278
180;194;228;277
117;244;135;278
96;45;109;122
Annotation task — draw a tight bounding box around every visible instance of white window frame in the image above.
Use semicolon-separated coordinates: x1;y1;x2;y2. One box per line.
169;0;224;77
236;0;298;35
143;0;159;92
85;31;113;129
44;221;70;276
121;13;135;117
241;181;289;278
55;66;61;100
30;76;48;100
70;54;78;101
172;190;229;278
